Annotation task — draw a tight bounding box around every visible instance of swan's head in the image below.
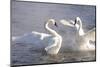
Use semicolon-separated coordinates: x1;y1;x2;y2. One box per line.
75;17;82;25
74;17;82;30
76;17;81;22
47;19;58;27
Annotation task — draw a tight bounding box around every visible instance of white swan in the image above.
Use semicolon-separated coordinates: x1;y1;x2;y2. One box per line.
74;17;95;50
12;19;62;55
44;19;62;55
60;17;95;50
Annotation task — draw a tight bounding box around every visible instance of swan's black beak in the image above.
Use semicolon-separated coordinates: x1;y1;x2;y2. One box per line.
74;19;77;25
54;22;58;27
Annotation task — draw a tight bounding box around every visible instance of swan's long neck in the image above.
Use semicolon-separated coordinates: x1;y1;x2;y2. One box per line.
78;19;85;36
45;22;59;37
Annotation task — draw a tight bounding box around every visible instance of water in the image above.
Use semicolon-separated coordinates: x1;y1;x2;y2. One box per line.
11;1;96;66
11;43;95;66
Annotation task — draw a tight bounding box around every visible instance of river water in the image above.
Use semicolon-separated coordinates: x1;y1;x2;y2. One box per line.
11;0;96;66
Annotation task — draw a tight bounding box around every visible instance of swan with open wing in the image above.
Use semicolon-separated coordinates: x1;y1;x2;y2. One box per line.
60;17;95;50
12;19;62;55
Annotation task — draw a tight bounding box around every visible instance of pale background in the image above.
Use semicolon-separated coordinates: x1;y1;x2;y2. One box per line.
0;0;100;67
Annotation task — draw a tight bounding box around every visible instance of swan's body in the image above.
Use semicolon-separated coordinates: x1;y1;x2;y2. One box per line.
12;19;62;55
44;19;62;55
60;17;95;50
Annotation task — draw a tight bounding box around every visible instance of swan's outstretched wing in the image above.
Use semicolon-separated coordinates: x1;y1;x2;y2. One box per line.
60;19;75;27
83;28;95;41
12;31;51;44
32;31;51;40
12;33;40;44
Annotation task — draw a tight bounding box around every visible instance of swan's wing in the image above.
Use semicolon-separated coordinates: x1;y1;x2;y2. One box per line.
60;19;74;27
12;31;53;48
12;32;43;44
84;28;95;41
32;31;51;40
42;35;53;44
45;37;58;50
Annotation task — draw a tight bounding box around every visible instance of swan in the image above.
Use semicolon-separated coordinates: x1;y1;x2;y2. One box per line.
12;19;62;55
44;19;62;55
74;17;95;50
60;17;95;50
